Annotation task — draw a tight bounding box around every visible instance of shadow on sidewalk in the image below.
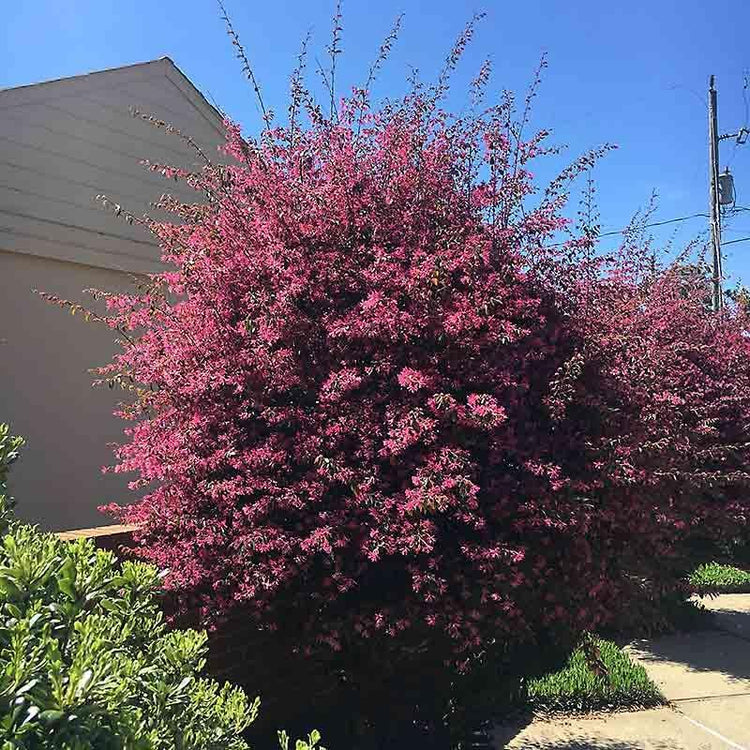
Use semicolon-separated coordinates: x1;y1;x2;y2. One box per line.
495;741;679;750
492;716;684;749
629;628;750;686
699;595;750;639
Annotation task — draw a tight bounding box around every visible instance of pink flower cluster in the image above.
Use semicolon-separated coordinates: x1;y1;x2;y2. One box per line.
97;83;750;663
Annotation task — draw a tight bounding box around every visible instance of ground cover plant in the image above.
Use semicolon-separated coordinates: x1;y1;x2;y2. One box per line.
690;562;750;593
525;636;664;713
52;5;750;745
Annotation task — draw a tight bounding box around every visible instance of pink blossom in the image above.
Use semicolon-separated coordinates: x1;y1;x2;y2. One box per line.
88;71;750;665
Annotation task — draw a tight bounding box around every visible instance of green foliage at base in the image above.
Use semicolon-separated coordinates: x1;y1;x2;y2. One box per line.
525;636;664;713
0;522;258;749
0;424;24;531
0;423;324;750
689;562;750;593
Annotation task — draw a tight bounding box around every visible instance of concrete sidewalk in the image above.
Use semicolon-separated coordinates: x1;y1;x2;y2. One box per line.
494;593;750;749
701;594;750;640
495;707;735;749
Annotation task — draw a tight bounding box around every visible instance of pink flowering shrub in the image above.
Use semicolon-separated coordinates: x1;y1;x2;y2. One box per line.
87;25;750;695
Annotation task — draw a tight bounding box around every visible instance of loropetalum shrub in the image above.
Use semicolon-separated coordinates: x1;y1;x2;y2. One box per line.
88;20;750;677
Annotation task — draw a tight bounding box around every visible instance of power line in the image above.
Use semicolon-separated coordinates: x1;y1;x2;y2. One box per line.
728;70;750;168
548;211;709;248
546;206;750;250
597;211;708;239
720;207;750;245
582;205;750;244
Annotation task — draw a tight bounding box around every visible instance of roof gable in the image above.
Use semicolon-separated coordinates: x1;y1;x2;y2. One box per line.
0;58;225;273
0;58;224;135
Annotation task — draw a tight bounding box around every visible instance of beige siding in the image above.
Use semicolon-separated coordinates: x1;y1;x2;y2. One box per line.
0;59;224;529
0;58;223;273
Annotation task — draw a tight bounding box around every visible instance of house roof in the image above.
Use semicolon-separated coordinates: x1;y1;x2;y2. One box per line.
0;57;224;137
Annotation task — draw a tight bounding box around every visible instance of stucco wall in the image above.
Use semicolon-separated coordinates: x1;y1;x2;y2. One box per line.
0;251;136;529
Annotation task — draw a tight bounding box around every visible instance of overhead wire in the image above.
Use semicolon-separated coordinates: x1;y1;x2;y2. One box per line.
721;206;750;245
727;70;749;168
572;207;750;246
547;211;708;248
546;78;750;253
597;211;708;238
721;236;750;246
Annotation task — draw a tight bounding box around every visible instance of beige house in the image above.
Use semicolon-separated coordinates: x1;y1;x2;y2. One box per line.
0;58;224;529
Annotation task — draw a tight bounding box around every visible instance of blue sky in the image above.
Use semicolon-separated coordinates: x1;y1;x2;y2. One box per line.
3;0;750;284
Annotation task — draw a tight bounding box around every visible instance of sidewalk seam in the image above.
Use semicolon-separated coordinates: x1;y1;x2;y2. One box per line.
677;712;748;750
672;692;750;703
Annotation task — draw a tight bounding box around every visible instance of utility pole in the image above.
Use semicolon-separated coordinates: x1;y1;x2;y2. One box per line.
708;75;723;312
707;77;749;311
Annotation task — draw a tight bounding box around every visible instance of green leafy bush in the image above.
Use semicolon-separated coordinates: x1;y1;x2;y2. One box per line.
0;423;24;531
690;562;750;593
525;636;664;713
0;423;324;749
0;522;257;748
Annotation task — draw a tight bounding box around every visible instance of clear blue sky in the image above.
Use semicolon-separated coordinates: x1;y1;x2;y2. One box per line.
3;0;750;284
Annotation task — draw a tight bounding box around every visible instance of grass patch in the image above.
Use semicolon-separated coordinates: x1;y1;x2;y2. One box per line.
689;562;750;593
524;636;664;713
